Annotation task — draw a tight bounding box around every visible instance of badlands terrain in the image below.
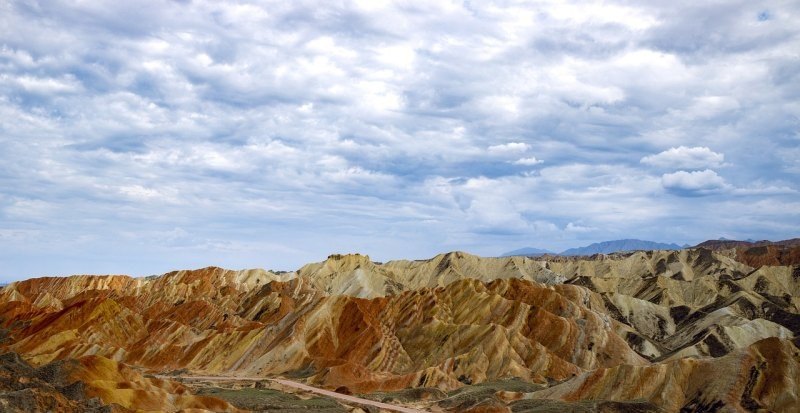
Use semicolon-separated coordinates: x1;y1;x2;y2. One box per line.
0;241;799;412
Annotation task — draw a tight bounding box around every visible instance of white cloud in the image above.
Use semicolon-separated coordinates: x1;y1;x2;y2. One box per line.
661;169;729;195
685;96;741;119
641;146;726;169
512;157;543;166
731;185;797;195
661;170;796;197
488;142;530;156
565;222;595;232
1;74;82;94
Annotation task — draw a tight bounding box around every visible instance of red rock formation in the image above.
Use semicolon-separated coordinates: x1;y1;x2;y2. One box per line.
735;245;800;267
694;238;800;250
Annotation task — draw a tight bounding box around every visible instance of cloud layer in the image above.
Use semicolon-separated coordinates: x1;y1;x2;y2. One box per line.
641;146;726;169
1;0;798;280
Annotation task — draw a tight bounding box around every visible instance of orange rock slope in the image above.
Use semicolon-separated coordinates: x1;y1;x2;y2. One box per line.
0;249;798;411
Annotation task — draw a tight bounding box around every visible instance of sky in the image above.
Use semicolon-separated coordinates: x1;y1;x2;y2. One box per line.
1;0;799;281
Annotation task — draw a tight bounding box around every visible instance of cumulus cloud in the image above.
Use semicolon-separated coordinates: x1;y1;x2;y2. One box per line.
731;185;797;195
641;146;726;169
0;0;798;280
488;142;531;156
512;157;544;166
661;169;729;195
661;170;797;197
565;222;596;232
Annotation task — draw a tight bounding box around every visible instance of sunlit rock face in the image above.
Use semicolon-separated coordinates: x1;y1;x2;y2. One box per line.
0;249;798;411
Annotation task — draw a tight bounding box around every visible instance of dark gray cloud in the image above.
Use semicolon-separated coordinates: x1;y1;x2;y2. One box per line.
0;0;798;281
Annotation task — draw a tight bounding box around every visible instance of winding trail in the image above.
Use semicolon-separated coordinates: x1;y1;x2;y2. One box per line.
169;375;428;413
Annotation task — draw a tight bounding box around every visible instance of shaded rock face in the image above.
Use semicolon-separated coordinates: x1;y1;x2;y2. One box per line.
0;249;798;412
0;351;109;413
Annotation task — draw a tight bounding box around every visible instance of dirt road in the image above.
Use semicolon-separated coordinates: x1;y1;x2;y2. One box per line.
169;375;428;413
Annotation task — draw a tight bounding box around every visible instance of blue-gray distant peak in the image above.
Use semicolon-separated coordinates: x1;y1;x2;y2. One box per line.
501;247;555;257
559;239;682;256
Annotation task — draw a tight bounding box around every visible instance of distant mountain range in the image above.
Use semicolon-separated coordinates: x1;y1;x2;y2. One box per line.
560;239;682;256
503;237;800;257
502;239;682;257
500;247;555;257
